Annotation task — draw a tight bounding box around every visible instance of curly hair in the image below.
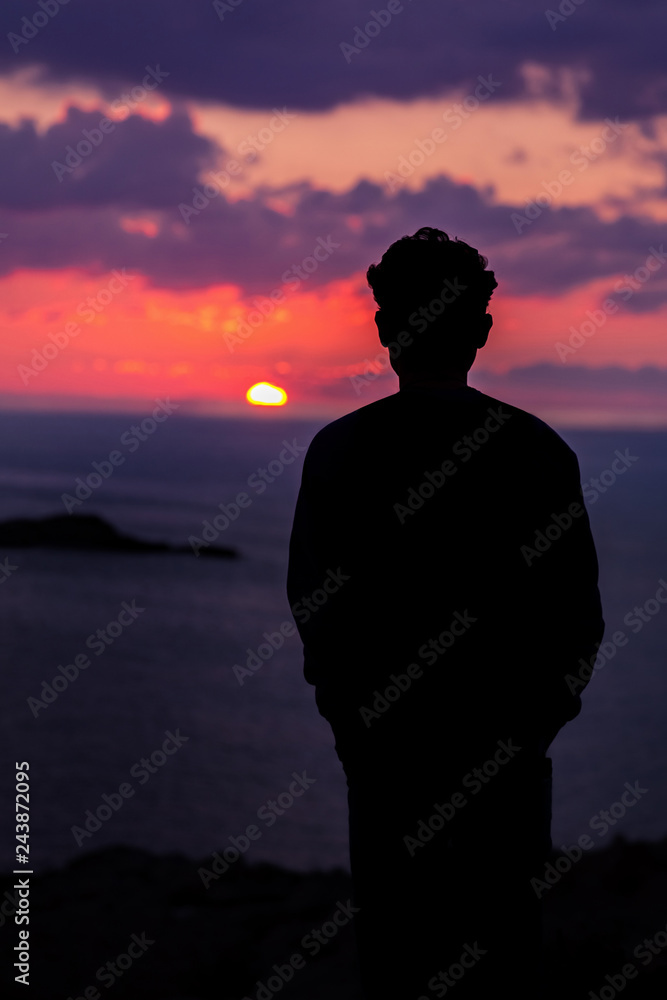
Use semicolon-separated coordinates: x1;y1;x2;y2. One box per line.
366;226;497;324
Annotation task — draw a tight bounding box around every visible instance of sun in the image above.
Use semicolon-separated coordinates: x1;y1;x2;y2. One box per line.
246;382;288;406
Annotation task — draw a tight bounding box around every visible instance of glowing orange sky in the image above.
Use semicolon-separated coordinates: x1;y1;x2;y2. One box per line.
6;265;667;407
4;73;667;424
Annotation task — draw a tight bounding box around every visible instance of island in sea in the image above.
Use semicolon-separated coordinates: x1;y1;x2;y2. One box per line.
0;513;238;558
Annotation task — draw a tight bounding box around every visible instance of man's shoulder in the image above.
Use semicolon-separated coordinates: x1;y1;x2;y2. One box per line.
470;389;577;458
308;388;575;461
305;393;403;455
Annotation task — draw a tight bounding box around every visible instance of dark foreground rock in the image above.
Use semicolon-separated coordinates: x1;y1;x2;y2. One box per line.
1;837;667;999
0;514;237;558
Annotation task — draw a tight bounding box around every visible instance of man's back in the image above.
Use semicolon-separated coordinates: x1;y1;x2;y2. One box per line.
287;227;606;998
287;384;604;765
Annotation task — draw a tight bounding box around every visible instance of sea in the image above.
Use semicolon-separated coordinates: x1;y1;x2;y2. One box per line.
1;406;666;876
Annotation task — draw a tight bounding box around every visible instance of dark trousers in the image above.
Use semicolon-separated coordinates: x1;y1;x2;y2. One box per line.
338;739;553;999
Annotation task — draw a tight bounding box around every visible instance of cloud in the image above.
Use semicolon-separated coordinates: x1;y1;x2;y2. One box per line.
333;360;667;395
3;143;667;311
0;106;220;209
0;98;663;305
481;363;667;391
341;362;667;426
0;0;665;121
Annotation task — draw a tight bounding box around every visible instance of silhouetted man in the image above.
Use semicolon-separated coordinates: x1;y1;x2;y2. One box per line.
287;227;604;998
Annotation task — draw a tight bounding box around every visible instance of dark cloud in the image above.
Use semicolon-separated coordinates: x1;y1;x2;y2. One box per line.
505;148;528;164
351;363;667;419
0;106;219;209
613;288;667;314
471;363;667;427
1;127;667;307
339;361;667;392
0;0;665;120
485;363;667;391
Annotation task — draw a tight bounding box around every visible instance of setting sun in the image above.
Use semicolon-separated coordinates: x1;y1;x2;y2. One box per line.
246;382;288;406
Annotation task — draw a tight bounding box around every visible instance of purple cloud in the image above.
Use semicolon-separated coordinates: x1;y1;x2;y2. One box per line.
1;157;667;310
0;106;219;209
0;0;665;121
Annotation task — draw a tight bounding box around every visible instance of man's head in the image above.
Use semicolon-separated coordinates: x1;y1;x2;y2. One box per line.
366;226;497;377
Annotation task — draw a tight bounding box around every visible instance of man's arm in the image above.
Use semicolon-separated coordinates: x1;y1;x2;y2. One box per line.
286;432;354;689
517;431;605;747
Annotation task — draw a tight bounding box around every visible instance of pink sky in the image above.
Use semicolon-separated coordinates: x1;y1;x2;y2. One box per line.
2;13;667;426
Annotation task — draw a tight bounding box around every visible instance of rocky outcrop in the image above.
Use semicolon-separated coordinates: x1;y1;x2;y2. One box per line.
0;514;237;558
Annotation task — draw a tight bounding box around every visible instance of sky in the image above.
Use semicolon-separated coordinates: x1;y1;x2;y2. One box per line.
2;0;667;425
